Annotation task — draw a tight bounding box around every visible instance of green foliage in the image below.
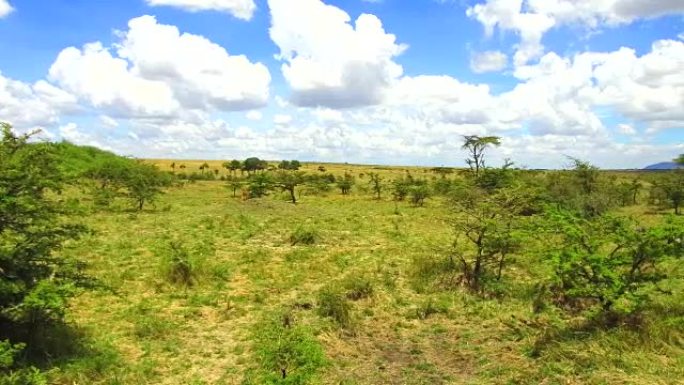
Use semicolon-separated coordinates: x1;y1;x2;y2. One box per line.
274;171;307;203
278;160;302;171
544;159;620;217
342;276;374;301
289;226;319;246
156;235;214;287
391;174;431;206
125;162;173;211
411;298;450;320
243;157;268;175
51;141;122;180
449;181;527;292
159;241;196;287
461;135;501;176
226;176;244;198
408;181;430;207
248;312;326;384
316;288;352;328
247;173;273;199
336;173;355;195
368;172;383;200
85;157;171;211
675;154;684;166
0;123;86;327
650;171;684;215
541;211;684;319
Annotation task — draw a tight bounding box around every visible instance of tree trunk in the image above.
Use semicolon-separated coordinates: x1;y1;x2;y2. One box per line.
289;187;297;204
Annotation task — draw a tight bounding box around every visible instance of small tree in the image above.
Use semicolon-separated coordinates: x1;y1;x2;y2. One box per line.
226;176;243;198
336;173;355;195
274;171;307;204
449;183;526;292
629;178;643;205
461;135;501;177
368;172;383;200
290;160;302;170
409;182;430;207
651;173;684;215
247;172;272;199
243;157;262;175
675;154;684;166
229;160;242;175
278;160;291;170
199;162;210;175
125;162;172;211
542;211;684;319
0;122;87;336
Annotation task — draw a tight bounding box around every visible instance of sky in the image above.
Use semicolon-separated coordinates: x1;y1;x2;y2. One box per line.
0;0;683;169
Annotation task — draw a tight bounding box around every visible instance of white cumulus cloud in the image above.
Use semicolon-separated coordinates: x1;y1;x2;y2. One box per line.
0;0;13;18
0;71;77;130
145;0;256;20
48;15;271;119
268;0;407;108
470;50;508;73
467;0;684;66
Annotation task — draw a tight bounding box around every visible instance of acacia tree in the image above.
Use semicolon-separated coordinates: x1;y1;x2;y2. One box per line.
449;182;525;291
336;173;355;195
461;135;501;177
0;123;86;336
652;174;684;215
274;171;307;204
368;173;383;200
229;160;242;175
226;176;243;198
542;211;684;318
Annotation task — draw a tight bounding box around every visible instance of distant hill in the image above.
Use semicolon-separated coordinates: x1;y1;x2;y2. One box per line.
643;162;682;170
52;141;128;178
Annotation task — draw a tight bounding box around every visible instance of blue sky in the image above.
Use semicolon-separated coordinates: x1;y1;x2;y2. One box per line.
0;0;682;168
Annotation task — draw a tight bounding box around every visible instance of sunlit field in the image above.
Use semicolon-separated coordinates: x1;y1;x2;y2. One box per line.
42;163;682;385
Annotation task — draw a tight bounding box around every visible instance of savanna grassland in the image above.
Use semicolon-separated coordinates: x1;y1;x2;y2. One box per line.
2;127;684;385
53;169;684;384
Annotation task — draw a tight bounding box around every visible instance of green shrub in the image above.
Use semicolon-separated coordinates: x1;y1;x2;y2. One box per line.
290;226;319;246
316;288;352;328
248;313;326;384
343;276;374;301
541;211;684;321
411;298;450;320
157;240;202;287
0;123;87;349
0;341;47;385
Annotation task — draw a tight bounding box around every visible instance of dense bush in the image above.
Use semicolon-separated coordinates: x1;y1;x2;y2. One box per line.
248;312;326;384
316;288;352;328
540;211;684;320
0;123;87;379
289;226;319;246
86;158;172;210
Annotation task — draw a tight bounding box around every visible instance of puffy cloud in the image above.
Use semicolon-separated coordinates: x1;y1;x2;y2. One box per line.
268;0;406;108
145;0;256;20
49;16;270;119
617;124;636;135
0;0;13;18
100;115;119;128
273;114;292;125
470;50;508;73
49;42;180;118
246;110;263;121
467;0;684;65
0;71;77;130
